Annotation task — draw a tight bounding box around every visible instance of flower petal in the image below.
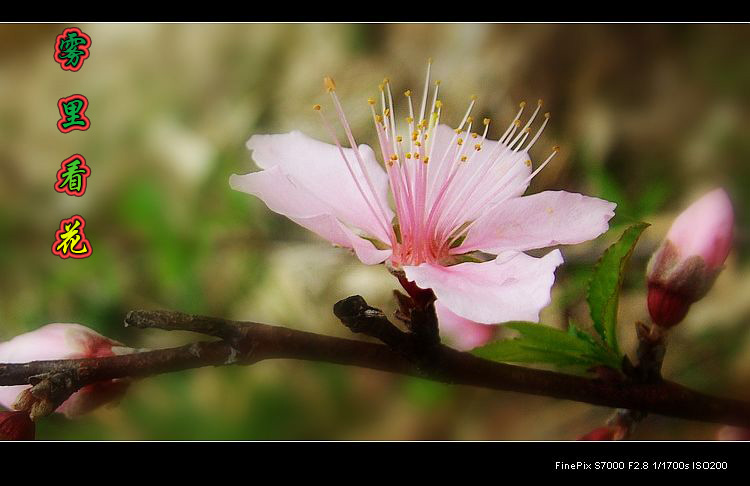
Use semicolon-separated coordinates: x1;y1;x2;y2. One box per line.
240;131;393;242
435;300;496;350
454;191;615;254
229;166;391;265
404;250;564;324
291;213;392;265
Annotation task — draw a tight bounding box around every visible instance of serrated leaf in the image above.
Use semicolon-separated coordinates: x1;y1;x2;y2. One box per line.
504;322;599;355
472;321;621;370
472;339;593;367
567;321;621;369
587;222;650;354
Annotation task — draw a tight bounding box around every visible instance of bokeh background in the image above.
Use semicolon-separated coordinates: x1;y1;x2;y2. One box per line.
0;23;748;440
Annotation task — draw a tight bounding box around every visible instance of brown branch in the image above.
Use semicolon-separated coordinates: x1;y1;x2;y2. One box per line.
1;308;750;427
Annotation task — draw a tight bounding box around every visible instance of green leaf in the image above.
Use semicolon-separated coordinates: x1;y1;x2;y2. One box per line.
587;222;650;354
473;339;590;367
472;321;621;370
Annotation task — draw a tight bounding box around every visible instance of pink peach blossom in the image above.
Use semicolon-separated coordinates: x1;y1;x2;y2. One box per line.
231;66;615;345
0;323;132;417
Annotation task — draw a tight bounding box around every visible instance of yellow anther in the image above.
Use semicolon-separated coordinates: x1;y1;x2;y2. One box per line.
414;153;420;159
435;80;441;86
423;156;430;164
524;127;531;133
323;77;336;92
470;95;478;101
474;144;482;151
406;117;414;124
390;154;398;161
537;99;543;106
404;90;412;97
460;155;468;162
514;120;521;127
406;152;412;159
483;118;491;126
435;100;443;109
312;104;321;111
519;101;527;108
553;145;561;152
383;77;390;84
428;57;433;64
471;132;478;139
375;114;383;123
412;130;419;138
378;83;384;92
384;108;390;117
396;135;403;142
415;141;422;147
367;98;375;105
412;134;418;142
544;112;551;119
525;160;532;167
455;128;462;134
457;138;463;145
424;134;429;140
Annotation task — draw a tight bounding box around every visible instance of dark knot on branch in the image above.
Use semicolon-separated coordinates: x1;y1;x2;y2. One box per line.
334;295;410;351
334;295;441;371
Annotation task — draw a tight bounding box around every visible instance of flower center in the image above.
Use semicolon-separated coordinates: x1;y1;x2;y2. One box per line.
315;62;558;268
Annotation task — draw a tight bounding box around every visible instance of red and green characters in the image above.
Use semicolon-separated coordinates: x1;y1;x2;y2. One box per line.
55;155;90;197
57;95;90;133
52;215;92;259
54;27;91;72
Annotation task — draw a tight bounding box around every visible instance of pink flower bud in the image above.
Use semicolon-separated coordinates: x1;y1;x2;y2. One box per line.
0;411;34;440
646;189;734;328
0;324;133;417
717;426;750;441
578;426;625;441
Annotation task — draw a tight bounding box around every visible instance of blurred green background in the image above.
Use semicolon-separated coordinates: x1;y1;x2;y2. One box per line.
0;23;748;440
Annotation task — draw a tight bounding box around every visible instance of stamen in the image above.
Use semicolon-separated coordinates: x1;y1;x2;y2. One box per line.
523;112;550;151
457;96;476;131
316;106;392;243
326;79;394;242
385;79;398;155
522;145;560;185
418;59;432;126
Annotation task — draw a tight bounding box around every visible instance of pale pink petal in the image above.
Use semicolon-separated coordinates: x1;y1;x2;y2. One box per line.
453;191;615;254
240;131;393;243
229;167;391;265
403;250;564;324
290;213;392;265
435;300;496;350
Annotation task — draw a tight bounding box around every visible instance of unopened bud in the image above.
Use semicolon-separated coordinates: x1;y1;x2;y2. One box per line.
646;189;734;328
0;411;35;440
717;426;750;441
578;426;625;441
0;324;135;417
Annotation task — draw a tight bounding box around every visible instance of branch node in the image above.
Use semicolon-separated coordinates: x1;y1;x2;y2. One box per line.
14;371;81;420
